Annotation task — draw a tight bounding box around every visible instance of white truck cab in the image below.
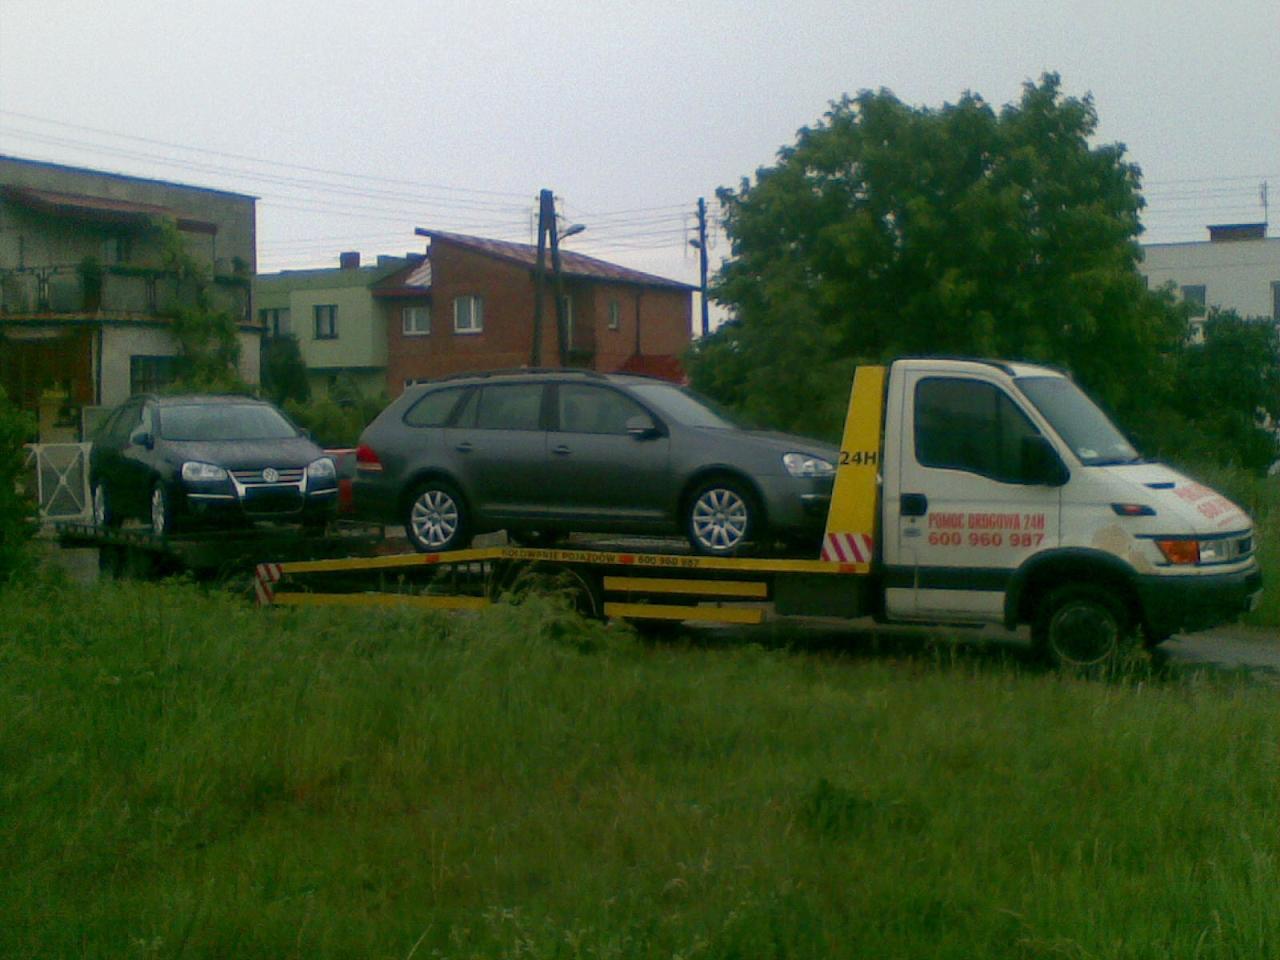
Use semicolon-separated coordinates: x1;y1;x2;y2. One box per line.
869;358;1262;662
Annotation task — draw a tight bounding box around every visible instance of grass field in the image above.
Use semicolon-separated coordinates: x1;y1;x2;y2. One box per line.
2;576;1278;959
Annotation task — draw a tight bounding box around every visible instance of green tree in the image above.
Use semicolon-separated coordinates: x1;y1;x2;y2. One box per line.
695;73;1185;439
156;219;247;393
0;387;37;583
1160;309;1280;473
261;334;312;407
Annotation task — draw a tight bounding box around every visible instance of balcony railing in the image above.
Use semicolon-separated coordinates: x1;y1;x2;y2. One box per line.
0;268;248;322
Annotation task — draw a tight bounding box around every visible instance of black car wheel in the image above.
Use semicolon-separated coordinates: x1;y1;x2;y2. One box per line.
92;481;122;529
405;481;470;552
150;483;177;537
686;478;758;555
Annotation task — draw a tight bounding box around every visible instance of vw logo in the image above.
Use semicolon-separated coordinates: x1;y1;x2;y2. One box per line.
262;467;279;483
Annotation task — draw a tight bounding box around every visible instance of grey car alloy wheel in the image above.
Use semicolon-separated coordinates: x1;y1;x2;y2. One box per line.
407;485;465;551
689;484;751;554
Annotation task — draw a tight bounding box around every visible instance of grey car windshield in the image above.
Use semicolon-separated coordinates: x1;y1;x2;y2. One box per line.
626;383;742;429
1015;377;1139;466
159;404;299;442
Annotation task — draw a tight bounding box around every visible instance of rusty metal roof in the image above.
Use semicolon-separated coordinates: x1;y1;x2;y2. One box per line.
1;185;217;233
417;230;695;290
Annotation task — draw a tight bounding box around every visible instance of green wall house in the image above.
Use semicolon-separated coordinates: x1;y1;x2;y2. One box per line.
255;252;422;400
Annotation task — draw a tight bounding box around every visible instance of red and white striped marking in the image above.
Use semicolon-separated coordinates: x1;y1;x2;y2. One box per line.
821;532;874;564
255;563;283;605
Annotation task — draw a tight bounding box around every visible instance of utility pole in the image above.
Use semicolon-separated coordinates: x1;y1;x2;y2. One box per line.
550;209;569;366
689;197;710;337
530;189;554;366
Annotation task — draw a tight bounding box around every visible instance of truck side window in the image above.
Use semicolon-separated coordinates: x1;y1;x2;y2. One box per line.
915;378;1041;483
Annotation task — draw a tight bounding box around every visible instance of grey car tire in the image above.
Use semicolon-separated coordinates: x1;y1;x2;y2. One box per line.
405;481;470;552
686;478;758;555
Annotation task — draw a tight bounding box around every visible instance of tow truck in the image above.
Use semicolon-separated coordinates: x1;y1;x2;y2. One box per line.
249;359;1263;667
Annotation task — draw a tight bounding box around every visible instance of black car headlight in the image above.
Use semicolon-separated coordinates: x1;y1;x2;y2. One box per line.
307;457;337;482
182;461;229;482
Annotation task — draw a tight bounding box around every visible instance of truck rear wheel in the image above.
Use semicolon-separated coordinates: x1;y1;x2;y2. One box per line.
1033;584;1128;669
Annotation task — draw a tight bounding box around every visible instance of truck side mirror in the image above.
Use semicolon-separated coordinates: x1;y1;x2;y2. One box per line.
1021;435;1068;486
129;426;155;450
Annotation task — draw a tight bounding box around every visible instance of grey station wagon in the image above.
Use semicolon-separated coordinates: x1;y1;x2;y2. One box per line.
353;370;838;555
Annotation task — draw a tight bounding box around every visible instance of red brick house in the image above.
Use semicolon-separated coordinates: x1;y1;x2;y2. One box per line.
375;231;694;395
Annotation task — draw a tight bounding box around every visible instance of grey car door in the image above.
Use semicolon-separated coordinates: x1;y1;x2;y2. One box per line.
445;382;551;522
544;383;671;523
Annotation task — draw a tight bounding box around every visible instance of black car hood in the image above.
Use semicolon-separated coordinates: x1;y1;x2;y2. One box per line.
160;436;324;470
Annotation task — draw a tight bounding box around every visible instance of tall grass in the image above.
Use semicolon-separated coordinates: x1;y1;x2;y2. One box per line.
2;576;1278;959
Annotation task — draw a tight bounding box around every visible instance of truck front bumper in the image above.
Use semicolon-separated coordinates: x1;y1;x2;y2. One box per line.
1135;564;1263;639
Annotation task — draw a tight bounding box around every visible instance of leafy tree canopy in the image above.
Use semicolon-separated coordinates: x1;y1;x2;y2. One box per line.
692;73;1185;440
1157;309;1280;473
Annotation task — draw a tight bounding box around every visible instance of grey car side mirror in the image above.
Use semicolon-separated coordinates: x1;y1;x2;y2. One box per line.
625;415;661;439
129;426;155;450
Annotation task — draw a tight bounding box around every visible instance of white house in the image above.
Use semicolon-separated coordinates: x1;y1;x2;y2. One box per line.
1139;223;1280;339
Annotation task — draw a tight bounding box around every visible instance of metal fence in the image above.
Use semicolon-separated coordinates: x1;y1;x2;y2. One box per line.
23;443;92;523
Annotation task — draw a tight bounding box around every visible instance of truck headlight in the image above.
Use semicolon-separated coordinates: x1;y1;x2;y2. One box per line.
1155;539;1234;565
783;453;835;478
307;457;336;481
181;461;228;482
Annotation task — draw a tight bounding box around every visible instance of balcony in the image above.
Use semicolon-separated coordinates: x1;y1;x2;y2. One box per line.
0;266;249;323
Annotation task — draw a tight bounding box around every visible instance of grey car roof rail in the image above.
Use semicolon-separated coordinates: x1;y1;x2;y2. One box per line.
432;367;609;383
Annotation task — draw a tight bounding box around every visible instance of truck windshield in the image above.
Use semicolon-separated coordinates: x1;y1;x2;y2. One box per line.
1015;377;1140;466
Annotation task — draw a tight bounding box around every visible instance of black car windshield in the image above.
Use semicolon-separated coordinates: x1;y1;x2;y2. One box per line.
159;403;299;442
1015;376;1140;466
626;382;744;429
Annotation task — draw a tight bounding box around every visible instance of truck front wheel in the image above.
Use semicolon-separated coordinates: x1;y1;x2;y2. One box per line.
1033;584;1129;668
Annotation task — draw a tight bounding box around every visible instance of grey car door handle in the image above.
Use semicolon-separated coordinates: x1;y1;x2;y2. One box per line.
552;445;572;456
455;442;473;453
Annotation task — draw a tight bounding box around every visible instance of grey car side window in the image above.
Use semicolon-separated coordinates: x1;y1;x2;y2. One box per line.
558;384;646;435
474;383;544;431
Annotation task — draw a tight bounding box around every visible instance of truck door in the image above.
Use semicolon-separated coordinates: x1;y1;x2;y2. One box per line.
887;372;1062;622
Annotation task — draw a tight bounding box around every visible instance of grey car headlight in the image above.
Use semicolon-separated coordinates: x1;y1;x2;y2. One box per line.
783;453;835;478
182;461;228;482
307;457;337;481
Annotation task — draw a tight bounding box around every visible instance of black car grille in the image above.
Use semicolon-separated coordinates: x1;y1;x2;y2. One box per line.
241;487;305;515
231;467;305;485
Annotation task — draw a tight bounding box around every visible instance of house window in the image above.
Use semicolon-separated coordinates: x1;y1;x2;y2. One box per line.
608;299;621;330
403;305;431;336
1180;285;1206;317
260;307;291;337
314;304;338;339
454;295;483;334
130;355;179;395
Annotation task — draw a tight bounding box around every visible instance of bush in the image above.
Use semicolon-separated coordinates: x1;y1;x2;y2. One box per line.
285;373;386;448
0;387;37;583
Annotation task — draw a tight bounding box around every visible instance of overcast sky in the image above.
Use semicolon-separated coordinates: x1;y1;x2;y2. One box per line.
1;0;1276;288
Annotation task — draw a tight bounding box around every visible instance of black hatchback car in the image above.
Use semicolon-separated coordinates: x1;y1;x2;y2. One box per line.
353;370;838;555
90;394;338;534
